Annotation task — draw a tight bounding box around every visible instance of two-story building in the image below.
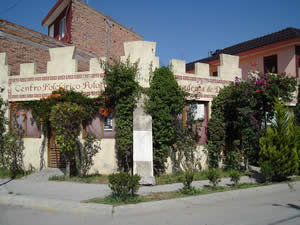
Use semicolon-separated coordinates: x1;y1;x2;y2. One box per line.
186;27;300;80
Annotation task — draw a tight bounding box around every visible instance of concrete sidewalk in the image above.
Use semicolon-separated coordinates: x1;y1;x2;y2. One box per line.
0;171;260;215
0;175;257;201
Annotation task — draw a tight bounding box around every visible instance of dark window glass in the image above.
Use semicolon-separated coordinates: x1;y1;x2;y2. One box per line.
264;55;277;73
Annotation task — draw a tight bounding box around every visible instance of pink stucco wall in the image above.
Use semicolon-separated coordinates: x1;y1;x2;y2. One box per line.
239;46;296;80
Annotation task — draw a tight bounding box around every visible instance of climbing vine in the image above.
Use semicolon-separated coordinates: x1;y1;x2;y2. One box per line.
101;59;140;172
49;102;84;176
21;88;111;133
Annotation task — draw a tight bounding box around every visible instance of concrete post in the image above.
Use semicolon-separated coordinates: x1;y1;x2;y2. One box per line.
121;41;159;185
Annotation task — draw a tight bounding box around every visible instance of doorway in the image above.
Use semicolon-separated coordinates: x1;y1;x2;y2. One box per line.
48;130;65;168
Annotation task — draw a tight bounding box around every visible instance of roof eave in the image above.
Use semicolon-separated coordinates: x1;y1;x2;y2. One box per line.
42;0;71;26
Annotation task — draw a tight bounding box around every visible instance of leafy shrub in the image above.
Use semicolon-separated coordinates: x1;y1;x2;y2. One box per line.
108;172;141;200
3;131;24;175
224;150;240;171
79;132;101;176
206;169;221;188
181;169;195;191
260;161;274;183
229;170;241;187
259;98;298;181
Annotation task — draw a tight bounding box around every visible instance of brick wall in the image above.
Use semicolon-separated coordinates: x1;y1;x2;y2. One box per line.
0;0;143;76
71;0;142;59
0;19;93;75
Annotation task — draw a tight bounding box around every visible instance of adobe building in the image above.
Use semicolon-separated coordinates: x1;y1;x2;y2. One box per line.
0;0;242;182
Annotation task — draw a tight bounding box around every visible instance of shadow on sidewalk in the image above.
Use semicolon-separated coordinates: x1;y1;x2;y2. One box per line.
0;178;14;186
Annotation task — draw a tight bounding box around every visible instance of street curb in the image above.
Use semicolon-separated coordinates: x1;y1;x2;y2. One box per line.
113;182;299;216
0;194;113;216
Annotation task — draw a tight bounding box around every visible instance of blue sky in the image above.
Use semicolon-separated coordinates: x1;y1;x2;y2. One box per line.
1;0;300;65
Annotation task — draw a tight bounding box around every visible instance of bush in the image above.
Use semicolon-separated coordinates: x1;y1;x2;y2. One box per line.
108;172;141;200
229;170;241;187
181;169;195;191
78;132;101;176
206;169;221;188
3;131;24;175
260;161;274;183
224;150;240;171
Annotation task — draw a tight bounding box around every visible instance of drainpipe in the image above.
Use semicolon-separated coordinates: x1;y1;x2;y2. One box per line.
106;19;112;60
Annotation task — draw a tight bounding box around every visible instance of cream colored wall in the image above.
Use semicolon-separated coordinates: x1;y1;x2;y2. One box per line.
239;45;296;79
165;145;208;174
88;139;117;175
23;137;47;171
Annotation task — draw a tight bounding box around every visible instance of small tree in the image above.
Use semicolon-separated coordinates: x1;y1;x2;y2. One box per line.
49;102;84;177
145;66;186;175
259;98;298;181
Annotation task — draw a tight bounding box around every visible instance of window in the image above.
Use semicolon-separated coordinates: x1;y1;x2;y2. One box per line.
296;46;300;77
49;24;54;38
212;71;218;77
182;102;208;145
104;115;113;131
10;104;41;138
59;16;66;40
264;55;277;74
84;114;115;138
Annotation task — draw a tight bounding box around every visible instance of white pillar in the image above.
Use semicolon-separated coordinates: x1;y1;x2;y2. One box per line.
121;41;159;185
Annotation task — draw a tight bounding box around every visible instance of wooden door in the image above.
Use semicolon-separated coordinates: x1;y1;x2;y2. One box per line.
48;130;65;168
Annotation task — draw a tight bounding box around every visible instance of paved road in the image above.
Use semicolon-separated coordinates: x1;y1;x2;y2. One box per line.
1;182;300;225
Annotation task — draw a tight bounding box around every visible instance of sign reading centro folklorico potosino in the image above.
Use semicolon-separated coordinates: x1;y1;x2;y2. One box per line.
8;73;106;101
8;72;234;102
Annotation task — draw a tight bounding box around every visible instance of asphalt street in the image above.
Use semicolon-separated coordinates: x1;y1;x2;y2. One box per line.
1;182;300;225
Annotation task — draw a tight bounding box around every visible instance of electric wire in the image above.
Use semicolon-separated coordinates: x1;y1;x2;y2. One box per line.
0;0;23;15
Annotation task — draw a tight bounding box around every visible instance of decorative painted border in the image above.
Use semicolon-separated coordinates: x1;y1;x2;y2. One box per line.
175;75;232;84
8;73;105;85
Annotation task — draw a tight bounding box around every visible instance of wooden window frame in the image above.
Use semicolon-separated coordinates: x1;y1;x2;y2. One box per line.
9;103;41;139
264;54;278;74
59;16;66;40
83;114;115;139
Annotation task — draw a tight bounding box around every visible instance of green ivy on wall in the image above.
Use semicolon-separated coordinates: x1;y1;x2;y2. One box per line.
101;59;140;172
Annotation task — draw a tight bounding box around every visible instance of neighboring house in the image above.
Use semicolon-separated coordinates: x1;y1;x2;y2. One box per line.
186;27;300;80
0;0;142;75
